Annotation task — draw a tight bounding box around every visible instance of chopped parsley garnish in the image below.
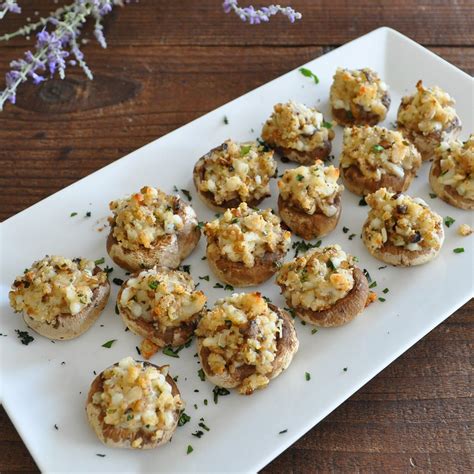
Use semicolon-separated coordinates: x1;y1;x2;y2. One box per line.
263;296;272;303
369;281;377;289
102;339;116;348
305;372;311;381
363;269;372;283
301;320;306;326
429;193;437;199
112;278;124;286
15;329;34;345
192;430;204;438
342;226;349;234
292;239;321;257
372;144;384;153
198;422;210;431
96;454;106;457
186;445;193;455
199;275;210;281
198;368;206;381
378;297;386;302
197;221;205;229
343;367;348;372
54;424;59;430
223;116;229;125
358;197;367;206
115;304;119;315
279;429;288;434
382;288;389;294
322;121;332;129
203;399;208;406
444;216;455;228
85;211;91;218
224;284;234;291
256;137;270;151
163;346;180;358
178;412;191;426
136;346;141;356
296;174;304;182
348;233;356;240
213;282;224;289
378;265;387;270
149;280;159;290
326;259;336;271
94;257;105;265
453;247;465;254
180;189;192;201
70;212;77;217
311;328;318;335
299;67;319;84
181;265;191;274
240;145;252;156
104;265;113;275
212;386;230;404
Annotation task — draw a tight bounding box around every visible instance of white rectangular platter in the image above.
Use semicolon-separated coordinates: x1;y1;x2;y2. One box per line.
1;27;473;473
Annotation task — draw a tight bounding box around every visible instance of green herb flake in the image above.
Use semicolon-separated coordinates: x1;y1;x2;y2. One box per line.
343;367;348;372
181;189;192;202
305;372;311;381
199;275;210;281
279;429;288;434
299;67;319;84
223;116;229;125
102;339;116;349
149;280;159;290
94;257;105;265
96;454;106;457
178;412;191;427
453;247;465;254
296;174;304;182
348;233;356;240
70;212;78;217
358;197;367;206
163;346;180;358
342;226;349;234
444;216;455;228
181;265;191;274
85;211;91;218
311;328;318;335
15;329;34;345
213;283;224;289
115;303;119;315
112;278;124;286
203;399;208;406
369;281;377;289
240;145;252;156
197;221;205;229
212;386;230;404
186;445;193;455
104;265;113;275
382;288;389;294
224;284;234;291
198;368;206;381
429;193;437;199
322;121;333;129
372;144;385;153
192;430;204;438
198;422;210;431
378;297;386;302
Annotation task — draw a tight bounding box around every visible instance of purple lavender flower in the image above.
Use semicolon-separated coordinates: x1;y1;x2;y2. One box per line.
0;1;21;19
222;1;302;23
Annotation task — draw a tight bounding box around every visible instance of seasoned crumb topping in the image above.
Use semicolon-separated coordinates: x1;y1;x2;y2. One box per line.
330;68;389;116
195;292;282;394
196;139;276;205
261;101;333;152
364;188;443;251
91;357;184;433
205;203;291;268
397;81;459;134
110;186;193;251
458;224;473;236
119;268;206;328
276;245;355;311
278;161;343;216
9;256;107;323
435;135;474;200
340;126;422;180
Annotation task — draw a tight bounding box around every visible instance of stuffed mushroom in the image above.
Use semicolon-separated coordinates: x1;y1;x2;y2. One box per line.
261;100;335;164
193;139;276;212
278;160;343;239
276;245;369;327
340;126;422;196
397;80;461;161
86;357;184;449
9;255;110;340
195;292;299;395
429;134;474;210
330;67;390;126
362;188;445;266
117;267;207;349
204;203;291;287
107;186;200;272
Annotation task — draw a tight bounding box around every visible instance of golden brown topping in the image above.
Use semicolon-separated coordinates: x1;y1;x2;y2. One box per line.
109;186;191;251
276;245;355;311
9;256;107;323
458;223;473;237
330;68;389;116
278;161;343;216
397;80;459;134
91;357;184;431
204;203;291;267
435;135;474;200
340;126;421;180
195;292;282;394
262;101;332;152
196;139;276;205
364;188;443;251
119;268;206;328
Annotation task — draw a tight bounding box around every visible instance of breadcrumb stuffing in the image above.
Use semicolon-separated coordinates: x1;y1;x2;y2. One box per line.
458;224;473;236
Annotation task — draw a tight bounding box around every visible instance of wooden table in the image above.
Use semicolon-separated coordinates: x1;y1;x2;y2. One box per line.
1;1;473;471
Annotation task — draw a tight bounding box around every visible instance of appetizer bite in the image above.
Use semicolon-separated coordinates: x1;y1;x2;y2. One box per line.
429;135;474;210
86;357;184;449
107;185;200;272
362;188;444;266
261;100;335;164
278;160;343;240
204;203;291;286
330;67;390;126
117;267;206;350
193;139;276;212
397;80;461;161
276;245;369;327
340;126;422;196
9;256;110;340
195;292;298;395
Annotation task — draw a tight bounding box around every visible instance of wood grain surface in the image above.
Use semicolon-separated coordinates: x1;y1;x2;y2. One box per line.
0;1;473;472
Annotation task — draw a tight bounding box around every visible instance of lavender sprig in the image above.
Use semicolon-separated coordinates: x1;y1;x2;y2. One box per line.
0;0;21;19
222;1;302;24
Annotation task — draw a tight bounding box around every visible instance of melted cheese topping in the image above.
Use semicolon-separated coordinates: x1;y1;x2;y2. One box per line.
435;135;474;200
397;80;458;134
261;101;332;152
276;245;355;311
340;126;422;180
330;68;389;116
119;268;206;328
205;203;291;267
195;292;282;395
110;186;188;251
364;188;443;251
278;161;343;216
91;357;184;436
9;256;107;323
196;139;276;205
